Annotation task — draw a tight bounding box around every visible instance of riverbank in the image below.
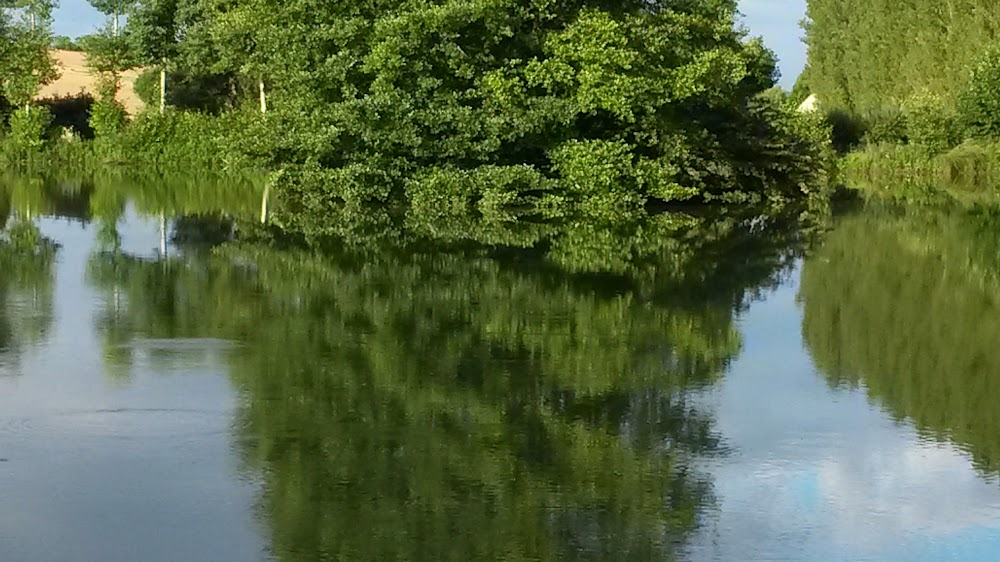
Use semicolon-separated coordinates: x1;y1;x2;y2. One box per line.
841;141;1000;205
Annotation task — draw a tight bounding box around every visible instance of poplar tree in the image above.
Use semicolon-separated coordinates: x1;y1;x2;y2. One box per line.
804;0;1000;112
130;0;179;114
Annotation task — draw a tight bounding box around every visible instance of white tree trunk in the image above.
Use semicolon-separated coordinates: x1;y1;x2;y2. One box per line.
159;213;167;257
259;78;267;115
260;181;271;224
159;67;167;115
113;12;120;37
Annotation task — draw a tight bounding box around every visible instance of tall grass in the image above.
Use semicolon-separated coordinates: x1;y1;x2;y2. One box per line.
843;141;1000;205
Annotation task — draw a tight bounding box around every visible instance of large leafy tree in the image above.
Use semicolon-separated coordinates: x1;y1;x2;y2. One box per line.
204;0;825;224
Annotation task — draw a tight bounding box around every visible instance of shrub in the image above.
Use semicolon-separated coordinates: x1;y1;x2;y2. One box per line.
937;141;1000;192
111;110;241;169
959;45;1000;139
8;106;53;150
862;106;908;145
89;99;127;138
840;143;940;203
904;91;961;152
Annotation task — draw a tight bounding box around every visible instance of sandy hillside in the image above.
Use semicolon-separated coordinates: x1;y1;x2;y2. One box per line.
35;50;145;114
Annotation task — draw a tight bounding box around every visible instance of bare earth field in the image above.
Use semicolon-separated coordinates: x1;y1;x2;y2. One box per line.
36;49;145;114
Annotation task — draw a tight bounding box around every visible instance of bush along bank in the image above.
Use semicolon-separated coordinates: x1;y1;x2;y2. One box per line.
802;39;1000;204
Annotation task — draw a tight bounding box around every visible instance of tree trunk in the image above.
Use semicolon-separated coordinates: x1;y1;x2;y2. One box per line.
260;181;271;224
259;78;267;115
113;12;120;37
159;213;167;257
159;67;167;115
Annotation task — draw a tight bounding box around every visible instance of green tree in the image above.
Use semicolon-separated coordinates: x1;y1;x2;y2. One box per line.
129;0;179;114
0;0;58;113
804;0;1000;114
200;0;826;227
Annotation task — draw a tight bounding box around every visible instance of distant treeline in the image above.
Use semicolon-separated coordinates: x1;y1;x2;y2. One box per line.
804;0;1000;112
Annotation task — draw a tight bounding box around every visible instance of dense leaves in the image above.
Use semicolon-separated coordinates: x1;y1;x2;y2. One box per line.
804;0;1000;113
3;0;829;226
242;0;826;220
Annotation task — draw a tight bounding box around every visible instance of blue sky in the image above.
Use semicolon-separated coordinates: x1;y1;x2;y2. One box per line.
53;0;809;88
738;0;809;87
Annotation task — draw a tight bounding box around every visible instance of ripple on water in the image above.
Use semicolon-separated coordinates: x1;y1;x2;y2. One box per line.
0;408;230;441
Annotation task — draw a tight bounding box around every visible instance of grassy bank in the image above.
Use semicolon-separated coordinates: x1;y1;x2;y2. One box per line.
842;141;1000;205
0;106;267;183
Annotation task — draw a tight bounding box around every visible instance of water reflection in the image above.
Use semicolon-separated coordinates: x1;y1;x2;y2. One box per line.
20;173;996;560
0;216;56;373
65;176;809;559
801;205;1000;473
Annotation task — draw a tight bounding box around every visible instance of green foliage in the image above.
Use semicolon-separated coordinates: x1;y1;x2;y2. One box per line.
0;24;58;108
937;141;1000;193
840;144;940;203
102;110;254;170
88;98;127;138
958;45;1000;140
805;0;1000;113
861;106;907;145
903;90;961;152
7;106;52;149
3;0;830;231
214;0;826;226
841;141;1000;204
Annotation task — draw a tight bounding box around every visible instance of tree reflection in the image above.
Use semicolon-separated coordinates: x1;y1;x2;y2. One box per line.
0;196;57;367
85;203;811;560
801;205;1000;473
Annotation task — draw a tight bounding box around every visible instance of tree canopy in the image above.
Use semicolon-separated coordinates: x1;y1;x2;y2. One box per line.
2;0;831;227
804;0;1000;112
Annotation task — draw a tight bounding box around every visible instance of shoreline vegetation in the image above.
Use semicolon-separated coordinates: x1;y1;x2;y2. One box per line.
800;0;1000;205
1;0;839;248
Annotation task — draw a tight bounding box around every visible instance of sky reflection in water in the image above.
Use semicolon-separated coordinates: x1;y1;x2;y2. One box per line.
1;182;1000;560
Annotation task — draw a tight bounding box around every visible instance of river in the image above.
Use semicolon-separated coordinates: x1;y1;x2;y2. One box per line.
2;178;1000;561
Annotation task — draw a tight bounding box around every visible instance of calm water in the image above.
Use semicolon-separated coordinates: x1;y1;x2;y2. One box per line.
3;179;1000;561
